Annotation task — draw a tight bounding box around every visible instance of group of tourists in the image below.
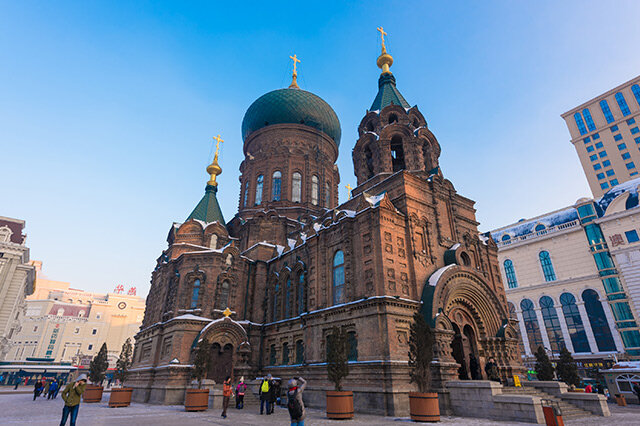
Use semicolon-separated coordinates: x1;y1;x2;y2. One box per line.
32;378;61;400
218;374;307;425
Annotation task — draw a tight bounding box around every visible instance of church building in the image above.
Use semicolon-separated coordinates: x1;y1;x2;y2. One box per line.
128;32;523;415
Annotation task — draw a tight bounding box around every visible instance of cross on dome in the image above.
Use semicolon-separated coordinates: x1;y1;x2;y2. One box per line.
289;53;301;89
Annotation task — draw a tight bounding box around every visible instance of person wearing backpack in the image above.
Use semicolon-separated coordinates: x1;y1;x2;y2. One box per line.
287;377;306;426
259;374;271;415
235;376;247;409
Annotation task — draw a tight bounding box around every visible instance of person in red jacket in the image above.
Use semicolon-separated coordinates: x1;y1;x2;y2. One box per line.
221;376;233;418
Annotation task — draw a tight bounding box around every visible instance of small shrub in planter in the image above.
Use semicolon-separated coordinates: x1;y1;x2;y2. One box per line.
326;326;353;419
408;311;439;422
185;339;209;412
109;338;133;407
84;343;108;403
556;347;580;387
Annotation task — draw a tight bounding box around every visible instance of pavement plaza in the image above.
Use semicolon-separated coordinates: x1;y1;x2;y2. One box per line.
1;393;639;425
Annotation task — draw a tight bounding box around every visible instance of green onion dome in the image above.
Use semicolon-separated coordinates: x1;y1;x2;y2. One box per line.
241;88;341;146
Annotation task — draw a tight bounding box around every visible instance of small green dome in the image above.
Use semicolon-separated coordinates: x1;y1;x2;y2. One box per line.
242;88;341;146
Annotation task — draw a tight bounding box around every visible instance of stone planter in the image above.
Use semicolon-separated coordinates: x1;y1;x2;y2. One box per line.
82;385;104;403
409;392;440;422
108;387;133;407
326;391;354;419
185;389;210;412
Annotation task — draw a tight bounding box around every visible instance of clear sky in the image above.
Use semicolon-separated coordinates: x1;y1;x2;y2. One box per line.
2;1;640;297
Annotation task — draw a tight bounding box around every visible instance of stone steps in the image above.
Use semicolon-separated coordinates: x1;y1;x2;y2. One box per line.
500;387;592;419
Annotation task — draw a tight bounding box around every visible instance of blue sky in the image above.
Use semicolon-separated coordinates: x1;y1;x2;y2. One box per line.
2;1;640;296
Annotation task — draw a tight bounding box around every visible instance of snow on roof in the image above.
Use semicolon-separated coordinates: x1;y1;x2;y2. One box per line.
276;245;285;256
449;243;460;250
490;207;578;241
365;191;386;207
287;238;296;251
597;177;640;214
313;223;321;232
363;130;379;140
340;210;357;218
428;264;456;287
413;125;426;135
170;314;211;322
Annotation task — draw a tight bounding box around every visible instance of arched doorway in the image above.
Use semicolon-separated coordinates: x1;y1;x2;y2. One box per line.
207;342;234;383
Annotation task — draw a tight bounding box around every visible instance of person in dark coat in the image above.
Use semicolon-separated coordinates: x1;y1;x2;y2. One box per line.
235;376;247;409
633;382;640;404
469;354;480;380
259;374;272;415
48;380;59;399
33;380;42;400
267;378;278;413
484;358;500;382
287;377;307;426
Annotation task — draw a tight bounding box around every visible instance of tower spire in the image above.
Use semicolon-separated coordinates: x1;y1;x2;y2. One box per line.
376;26;393;75
207;134;223;187
289;54;301;89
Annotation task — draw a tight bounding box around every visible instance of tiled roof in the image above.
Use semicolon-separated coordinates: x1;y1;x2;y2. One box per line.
187;184;226;225
370;73;411;111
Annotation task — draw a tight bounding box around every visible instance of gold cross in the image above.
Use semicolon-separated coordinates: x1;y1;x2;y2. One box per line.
377;26;387;50
345;183;353;199
289;54;300;75
212;134;224;159
223;307;232;318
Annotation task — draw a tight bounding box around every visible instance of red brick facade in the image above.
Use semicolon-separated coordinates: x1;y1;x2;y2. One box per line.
128;72;522;415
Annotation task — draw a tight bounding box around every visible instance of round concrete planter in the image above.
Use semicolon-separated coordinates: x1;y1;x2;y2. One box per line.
185;388;209;412
82;385;104;403
326;391;354;419
108;387;133;407
409;392;440;422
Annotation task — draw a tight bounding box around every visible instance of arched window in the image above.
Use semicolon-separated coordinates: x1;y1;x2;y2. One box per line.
292;172;302;202
272;171;281;201
255;175;263;205
616;373;640;392
632;84;640;107
273;282;280;321
582;289;616;351
560;293;590;353
78;310;85;318
282;342;289;364
535;224;546;232
388;113;398;124
269;344;276;365
243;181;249;207
311;175;319;205
57;308;65;316
332;250;345;305
600;99;614;123
215;280;230;310
460;251;471;266
501;234;511;242
364;144;374;179
190;279;201;309
295;340;304;364
574;112;587;135
297;272;306;315
390;135;405;172
583;108;596;132
325;182;331;207
616;92;631;116
539;296;565;353
284;278;292;319
539;251;556;282
504;259;518;288
521;299;544;354
347;331;358;361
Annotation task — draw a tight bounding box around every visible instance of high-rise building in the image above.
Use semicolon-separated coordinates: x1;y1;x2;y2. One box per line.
6;261;145;367
0;216;36;360
562;76;640;198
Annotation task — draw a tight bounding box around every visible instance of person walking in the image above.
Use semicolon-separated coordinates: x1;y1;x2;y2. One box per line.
287;377;307;426
48;380;59;400
268;377;278;413
59;374;87;426
235;376;247;409
221;376;233;419
43;380;51;397
33;379;42;401
259;374;271;415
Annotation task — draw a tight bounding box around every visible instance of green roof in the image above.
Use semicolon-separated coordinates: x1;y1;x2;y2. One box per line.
241;88;341;145
370;73;410;111
187;184;225;225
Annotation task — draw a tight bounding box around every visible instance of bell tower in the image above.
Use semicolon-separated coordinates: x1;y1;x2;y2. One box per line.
352;29;441;189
